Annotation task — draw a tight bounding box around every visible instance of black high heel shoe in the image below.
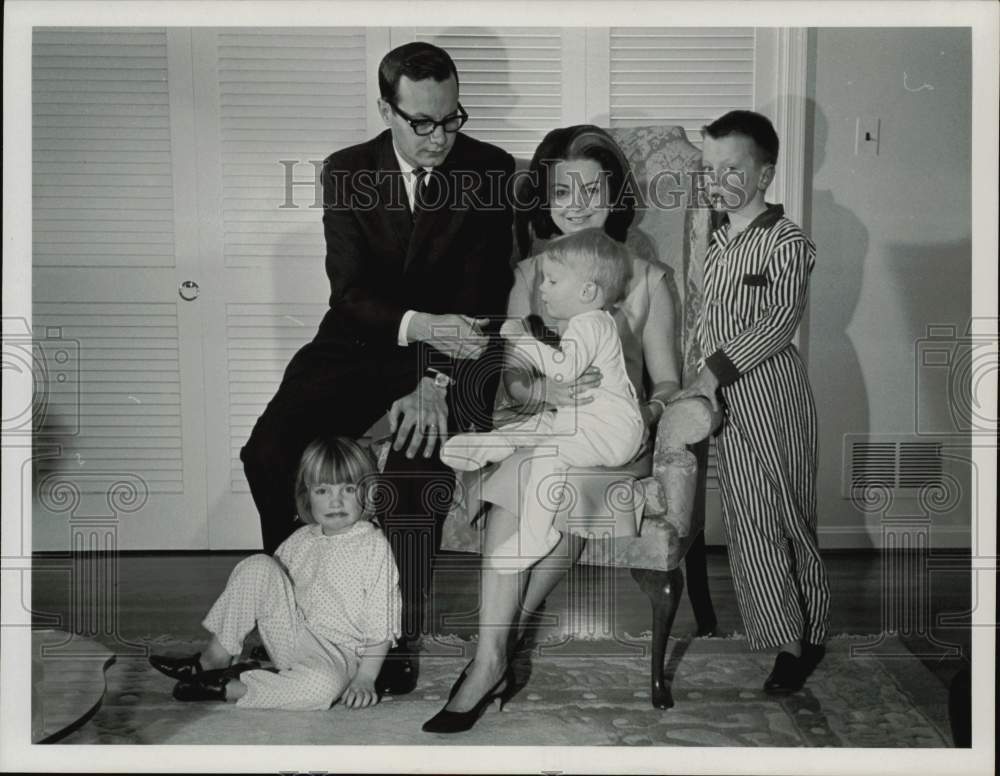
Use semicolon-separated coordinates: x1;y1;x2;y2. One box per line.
422;664;515;734
446;660;474;702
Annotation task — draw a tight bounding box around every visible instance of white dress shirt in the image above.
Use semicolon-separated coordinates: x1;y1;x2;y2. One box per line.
392;142;433;347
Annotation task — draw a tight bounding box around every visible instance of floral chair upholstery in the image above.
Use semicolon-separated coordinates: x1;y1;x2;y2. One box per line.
434;126;715;709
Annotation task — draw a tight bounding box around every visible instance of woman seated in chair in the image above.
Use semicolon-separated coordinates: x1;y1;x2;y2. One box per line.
424;125;716;734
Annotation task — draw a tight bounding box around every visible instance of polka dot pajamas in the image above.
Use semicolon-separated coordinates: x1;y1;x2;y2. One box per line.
201;521;401;710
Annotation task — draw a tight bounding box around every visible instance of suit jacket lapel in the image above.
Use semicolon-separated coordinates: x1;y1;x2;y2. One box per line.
374;133;413;267
404;141;471;273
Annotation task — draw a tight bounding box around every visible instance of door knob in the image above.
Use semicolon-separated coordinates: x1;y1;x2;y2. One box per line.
178;280;200;301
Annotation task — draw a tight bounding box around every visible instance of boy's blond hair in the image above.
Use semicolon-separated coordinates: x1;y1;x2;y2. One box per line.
294;436;378;524
544;227;632;306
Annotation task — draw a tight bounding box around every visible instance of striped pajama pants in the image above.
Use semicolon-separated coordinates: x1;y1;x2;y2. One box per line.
203;554;356;710
714;348;830;651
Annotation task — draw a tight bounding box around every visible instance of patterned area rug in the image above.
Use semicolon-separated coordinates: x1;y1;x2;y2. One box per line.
58;635;952;747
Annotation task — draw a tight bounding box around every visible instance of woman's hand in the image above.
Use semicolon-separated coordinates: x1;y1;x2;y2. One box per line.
640;400;661;429
540;366;602;407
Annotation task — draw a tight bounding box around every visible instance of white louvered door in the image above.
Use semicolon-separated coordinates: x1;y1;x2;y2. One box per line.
31;29;210;549
607;27;755;141
412;27;565;159
191;29;372;549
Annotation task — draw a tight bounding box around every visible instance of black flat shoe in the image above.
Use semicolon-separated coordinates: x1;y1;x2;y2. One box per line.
171;662;260;702
172;668;232;702
150;652;205;681
375;649;418;696
150;652;260;681
763;651;805;695
799;642;826;678
422;664;515;734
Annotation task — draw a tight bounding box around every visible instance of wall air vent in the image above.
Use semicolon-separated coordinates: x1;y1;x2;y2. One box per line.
844;437;944;495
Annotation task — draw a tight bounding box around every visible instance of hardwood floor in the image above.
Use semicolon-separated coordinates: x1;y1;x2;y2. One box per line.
31;548;971;690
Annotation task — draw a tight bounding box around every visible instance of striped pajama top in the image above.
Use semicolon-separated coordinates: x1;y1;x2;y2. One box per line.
699;203;816;386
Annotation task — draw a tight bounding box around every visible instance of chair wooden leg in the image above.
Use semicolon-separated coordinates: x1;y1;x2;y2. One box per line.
687;439;718;636
630;566;684;709
684;530;718;636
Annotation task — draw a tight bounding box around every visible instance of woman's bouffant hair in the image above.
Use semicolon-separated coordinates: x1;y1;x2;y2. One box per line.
542;227;633;308
516;125;636;258
294;436;377;524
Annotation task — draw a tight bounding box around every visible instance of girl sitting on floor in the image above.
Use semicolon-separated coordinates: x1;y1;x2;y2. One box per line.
149;436;401;710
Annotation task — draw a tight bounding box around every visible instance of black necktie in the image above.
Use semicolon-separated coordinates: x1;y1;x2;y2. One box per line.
412;168;427;213
412;167;437;215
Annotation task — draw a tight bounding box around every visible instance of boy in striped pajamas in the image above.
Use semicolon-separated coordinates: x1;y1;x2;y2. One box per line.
674;110;830;694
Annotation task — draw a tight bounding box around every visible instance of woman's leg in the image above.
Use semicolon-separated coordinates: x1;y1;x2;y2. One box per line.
514;531;587;643
445;505;526;712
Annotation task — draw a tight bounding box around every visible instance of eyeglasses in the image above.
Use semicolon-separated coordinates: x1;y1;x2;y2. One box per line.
387;101;469;136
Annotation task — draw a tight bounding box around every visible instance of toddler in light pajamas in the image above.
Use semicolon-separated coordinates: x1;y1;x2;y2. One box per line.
149;436;401;710
441;228;644;569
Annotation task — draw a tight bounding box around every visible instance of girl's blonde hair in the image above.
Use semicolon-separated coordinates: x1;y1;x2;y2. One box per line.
294;436;378;524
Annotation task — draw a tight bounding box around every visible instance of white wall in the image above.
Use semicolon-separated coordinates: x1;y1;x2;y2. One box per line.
804;28;972;548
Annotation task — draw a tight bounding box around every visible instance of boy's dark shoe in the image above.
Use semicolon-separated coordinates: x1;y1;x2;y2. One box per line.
763;651;805;694
799;642;826;678
375;645;418;696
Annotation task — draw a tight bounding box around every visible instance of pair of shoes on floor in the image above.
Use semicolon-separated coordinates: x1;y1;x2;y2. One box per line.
150;651;259;687
149;652;261;682
374;645;418;696
422;662;517;734
172;662;260;703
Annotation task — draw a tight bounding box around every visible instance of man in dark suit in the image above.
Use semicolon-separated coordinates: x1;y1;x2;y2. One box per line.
240;42;515;694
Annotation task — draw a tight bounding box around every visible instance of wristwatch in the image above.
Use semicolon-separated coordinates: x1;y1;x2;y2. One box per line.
425;368;452;389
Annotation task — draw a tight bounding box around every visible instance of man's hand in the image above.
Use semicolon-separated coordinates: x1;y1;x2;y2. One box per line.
541;366;602;408
388;377;449;459
408;313;491;360
499;317;529;340
341;675;379;710
671;368;721;413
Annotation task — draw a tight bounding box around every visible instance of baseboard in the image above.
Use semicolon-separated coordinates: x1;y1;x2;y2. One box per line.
815;525;971;550
703;526;971;551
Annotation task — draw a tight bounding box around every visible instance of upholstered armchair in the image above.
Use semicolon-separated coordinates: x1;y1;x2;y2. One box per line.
438;125;718;709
